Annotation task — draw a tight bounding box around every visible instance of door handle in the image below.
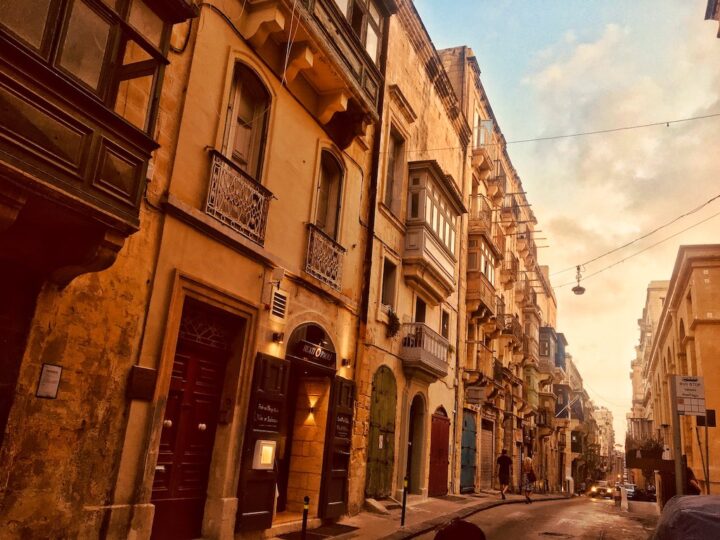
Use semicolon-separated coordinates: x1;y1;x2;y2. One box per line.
163;419;173;428
198;423;207;431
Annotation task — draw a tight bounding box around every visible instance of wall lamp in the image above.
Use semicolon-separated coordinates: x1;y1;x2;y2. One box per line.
272;332;285;343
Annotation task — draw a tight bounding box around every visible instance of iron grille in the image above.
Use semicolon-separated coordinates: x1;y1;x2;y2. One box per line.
205;151;273;246
305;223;346;290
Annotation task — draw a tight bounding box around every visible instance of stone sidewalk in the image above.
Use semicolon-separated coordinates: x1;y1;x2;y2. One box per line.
334;491;569;539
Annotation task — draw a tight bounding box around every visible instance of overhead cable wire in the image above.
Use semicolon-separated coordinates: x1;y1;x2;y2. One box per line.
554;209;720;289
552;192;720;276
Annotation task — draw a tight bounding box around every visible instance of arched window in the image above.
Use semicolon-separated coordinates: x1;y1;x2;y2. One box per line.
315;151;343;239
224;64;270;180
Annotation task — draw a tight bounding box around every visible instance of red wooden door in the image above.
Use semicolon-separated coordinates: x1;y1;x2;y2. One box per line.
151;338;229;540
428;411;450;497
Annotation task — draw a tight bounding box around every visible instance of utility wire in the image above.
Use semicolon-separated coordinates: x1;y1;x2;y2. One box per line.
505;112;720;144
552;192;720;276
555;209;720;289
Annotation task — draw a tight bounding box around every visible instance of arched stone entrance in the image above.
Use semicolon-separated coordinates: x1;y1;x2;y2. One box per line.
406;394;426;494
365;366;397;499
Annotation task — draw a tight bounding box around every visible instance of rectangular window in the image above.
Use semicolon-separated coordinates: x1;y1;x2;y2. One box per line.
410;192;419;218
415;296;426;323
384;130;405;214
381;258;397;308
539;340;550;356
441;310;450;339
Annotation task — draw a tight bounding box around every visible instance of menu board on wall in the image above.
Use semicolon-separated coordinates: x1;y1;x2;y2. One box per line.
254;399;282;432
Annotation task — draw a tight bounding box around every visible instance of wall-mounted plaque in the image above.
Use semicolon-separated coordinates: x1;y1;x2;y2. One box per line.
36;364;62;399
254;399;281;432
336;413;352;439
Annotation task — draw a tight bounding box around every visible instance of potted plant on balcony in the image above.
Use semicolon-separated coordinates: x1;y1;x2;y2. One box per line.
386;308;401;338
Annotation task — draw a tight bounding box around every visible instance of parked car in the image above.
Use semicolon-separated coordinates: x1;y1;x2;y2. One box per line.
624;483;637;500
590;480;612;499
653;495;720;539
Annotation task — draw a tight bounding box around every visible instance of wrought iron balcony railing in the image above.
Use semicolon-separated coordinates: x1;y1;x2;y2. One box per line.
468;195;492;235
305;223;346;290
205;151;273;246
502;314;523;343
400;322;449;379
501;252;519;284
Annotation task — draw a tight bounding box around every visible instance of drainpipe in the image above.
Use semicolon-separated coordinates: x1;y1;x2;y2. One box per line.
450;48;469;495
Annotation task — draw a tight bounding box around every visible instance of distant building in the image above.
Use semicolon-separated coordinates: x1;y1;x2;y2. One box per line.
706;0;720;37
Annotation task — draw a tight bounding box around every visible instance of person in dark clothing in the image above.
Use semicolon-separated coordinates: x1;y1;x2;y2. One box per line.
496;448;512;500
434;519;486;540
686;466;702;495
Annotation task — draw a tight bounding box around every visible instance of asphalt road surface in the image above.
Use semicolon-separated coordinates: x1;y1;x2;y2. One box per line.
418;497;658;540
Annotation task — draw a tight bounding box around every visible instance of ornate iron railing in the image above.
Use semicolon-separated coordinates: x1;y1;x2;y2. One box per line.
469;195;492;234
305;223;346;290
205;151;273;246
502;314;523;343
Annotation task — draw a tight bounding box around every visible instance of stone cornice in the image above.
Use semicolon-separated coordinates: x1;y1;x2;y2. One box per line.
396;0;471;148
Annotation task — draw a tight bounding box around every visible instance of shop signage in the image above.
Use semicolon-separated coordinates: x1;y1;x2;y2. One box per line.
293;339;336;368
254;399;281;431
336;413;352;439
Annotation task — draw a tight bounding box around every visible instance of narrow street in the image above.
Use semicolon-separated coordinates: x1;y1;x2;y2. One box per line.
417;498;658;540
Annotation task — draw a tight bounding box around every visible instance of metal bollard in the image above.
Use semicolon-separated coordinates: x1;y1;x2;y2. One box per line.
301;495;309;540
401;476;408;527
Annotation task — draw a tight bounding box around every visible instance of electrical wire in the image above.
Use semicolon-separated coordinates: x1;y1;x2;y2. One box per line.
552;192;720;276
554;209;720;289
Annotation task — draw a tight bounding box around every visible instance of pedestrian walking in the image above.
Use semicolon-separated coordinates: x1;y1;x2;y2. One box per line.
686;465;701;495
522;453;536;504
496;449;512;500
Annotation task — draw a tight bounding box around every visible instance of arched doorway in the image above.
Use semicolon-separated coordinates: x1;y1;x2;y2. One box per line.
237;322;355;531
428;407;450;497
460;410;477;492
406;394;425;494
365;366;397;499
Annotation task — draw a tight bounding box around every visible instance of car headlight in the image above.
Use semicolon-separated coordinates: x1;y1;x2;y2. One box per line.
591;487;597;492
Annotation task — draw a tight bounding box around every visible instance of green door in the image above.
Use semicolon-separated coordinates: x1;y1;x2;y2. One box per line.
365;366;397;499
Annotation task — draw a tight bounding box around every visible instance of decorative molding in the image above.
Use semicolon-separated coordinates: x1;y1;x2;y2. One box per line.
388;84;417;124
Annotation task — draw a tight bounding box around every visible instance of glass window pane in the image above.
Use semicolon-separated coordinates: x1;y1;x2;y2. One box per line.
58;1;110;90
0;0;51;49
369;0;381;25
333;0;349;15
114;73;153;130
129;0;164;48
365;25;378;62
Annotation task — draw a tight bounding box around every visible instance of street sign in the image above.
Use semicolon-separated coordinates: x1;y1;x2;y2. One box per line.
674;376;706;416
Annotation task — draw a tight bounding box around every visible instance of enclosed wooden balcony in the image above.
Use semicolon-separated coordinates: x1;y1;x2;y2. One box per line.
400;322;449;381
0;0;197;285
467;272;496;320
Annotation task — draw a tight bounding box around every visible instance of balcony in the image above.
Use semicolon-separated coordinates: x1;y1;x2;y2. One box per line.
400;323;449;381
467;272;496;320
500;194;520;230
468;195;492;237
486;160;507;204
500;252;519;286
205;152;272;246
471;121;496;173
231;0;396;148
523;335;539;363
305;223;346;290
0;0;197;286
493;359;504;382
515;275;531;304
517;225;537;267
502;314;522;345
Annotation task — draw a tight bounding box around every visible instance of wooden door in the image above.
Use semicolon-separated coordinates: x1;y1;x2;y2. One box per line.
479;420;494;489
236;353;291;531
460;410;476;493
428;410;450;497
319;377;355;519
365;367;396;499
151;339;229;540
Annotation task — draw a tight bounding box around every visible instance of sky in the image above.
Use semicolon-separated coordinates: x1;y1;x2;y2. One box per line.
414;0;720;447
